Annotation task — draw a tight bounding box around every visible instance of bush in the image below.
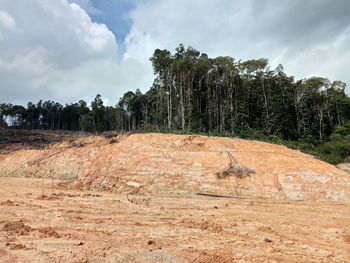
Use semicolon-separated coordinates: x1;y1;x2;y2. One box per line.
332;121;350;137
318;153;343;164
217;164;255;179
314;134;350;164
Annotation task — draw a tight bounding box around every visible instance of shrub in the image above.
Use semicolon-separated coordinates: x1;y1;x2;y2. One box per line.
217;164;255;179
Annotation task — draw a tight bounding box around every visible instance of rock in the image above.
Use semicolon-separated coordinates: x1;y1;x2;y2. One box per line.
262;237;273;242
148;240;156;245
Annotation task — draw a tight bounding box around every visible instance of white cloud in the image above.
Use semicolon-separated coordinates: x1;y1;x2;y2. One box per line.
0;10;16;30
284;27;350;83
0;10;21;39
68;0;102;15
1;0;349;106
0;0;152;105
48;58;152;106
125;0;350;93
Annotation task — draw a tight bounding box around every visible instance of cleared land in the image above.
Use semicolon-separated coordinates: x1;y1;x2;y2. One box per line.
1;132;350;201
0;177;349;263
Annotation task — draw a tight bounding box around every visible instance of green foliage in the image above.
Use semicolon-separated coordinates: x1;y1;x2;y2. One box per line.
332;121;350;137
2;44;350;164
316;136;350;164
139;124;162;133
79;113;94;132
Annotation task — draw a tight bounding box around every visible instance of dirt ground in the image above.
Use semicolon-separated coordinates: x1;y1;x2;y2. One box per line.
2;132;349;202
0;177;349;263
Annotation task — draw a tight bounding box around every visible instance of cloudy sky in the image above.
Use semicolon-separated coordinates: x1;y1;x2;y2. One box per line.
0;0;349;106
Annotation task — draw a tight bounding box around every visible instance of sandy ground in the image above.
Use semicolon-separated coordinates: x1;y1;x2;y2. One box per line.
0;177;349;263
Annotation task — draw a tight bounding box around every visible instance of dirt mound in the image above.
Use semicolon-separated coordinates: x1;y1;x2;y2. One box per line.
37;227;60;238
6;243;29;250
3;221;32;235
0;200;17;206
37;194;62;200
0;133;349;201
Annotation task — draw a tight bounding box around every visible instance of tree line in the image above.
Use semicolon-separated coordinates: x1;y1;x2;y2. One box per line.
147;45;350;141
1;44;350;161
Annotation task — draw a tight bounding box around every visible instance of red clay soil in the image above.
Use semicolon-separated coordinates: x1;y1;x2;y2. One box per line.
0;133;349;201
0;177;349;263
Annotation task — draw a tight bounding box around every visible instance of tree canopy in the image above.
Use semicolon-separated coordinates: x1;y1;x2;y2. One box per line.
1;44;350;163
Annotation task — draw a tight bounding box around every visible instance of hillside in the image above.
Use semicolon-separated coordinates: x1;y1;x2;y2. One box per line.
0;132;349;201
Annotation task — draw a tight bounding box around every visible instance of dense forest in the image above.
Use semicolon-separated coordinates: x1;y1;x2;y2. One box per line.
1;45;350;164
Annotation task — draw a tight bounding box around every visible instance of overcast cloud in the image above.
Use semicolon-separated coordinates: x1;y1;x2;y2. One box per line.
125;0;350;89
0;0;349;106
0;0;151;105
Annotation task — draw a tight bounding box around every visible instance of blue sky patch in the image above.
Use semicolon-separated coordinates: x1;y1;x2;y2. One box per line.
70;0;140;55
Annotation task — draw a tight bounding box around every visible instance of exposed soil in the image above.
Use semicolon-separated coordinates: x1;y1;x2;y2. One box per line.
0;177;349;263
337;163;350;174
0;131;349;262
1;133;349;201
3;221;33;235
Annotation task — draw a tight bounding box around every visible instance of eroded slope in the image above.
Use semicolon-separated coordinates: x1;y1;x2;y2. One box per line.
0;133;349;201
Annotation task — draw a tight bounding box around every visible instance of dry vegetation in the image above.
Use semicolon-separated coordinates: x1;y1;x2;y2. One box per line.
0;128;91;154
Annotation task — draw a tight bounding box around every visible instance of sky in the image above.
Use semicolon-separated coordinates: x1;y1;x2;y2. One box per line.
0;0;349;106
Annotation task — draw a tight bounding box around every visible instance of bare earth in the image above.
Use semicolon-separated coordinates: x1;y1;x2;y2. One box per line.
0;177;349;263
2;133;350;202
